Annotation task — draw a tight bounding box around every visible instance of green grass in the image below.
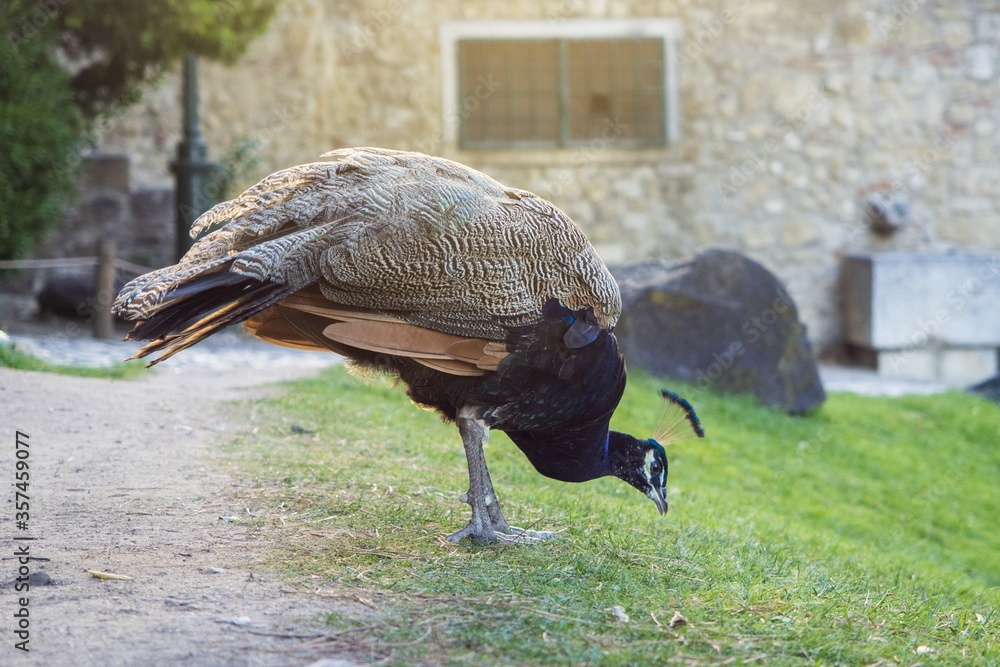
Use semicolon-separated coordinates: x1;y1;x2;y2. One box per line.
0;343;144;379
228;365;1000;666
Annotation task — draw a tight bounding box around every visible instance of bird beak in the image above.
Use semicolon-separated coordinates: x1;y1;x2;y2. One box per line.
647;487;668;515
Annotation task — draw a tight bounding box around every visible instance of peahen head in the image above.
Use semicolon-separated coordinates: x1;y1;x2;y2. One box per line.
608;388;706;515
608;434;670;514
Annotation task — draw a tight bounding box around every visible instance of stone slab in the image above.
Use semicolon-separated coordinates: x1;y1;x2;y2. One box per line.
841;252;1000;349
940;347;999;385
876;347;997;386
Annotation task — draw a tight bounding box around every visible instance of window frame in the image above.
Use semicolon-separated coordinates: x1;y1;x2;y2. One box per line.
439;18;683;151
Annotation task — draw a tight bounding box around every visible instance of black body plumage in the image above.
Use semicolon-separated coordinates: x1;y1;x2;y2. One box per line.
398;301;628;484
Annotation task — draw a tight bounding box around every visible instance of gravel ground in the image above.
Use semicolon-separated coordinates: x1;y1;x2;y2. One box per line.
0;325;363;667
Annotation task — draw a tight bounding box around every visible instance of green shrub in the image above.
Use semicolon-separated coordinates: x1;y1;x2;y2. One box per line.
0;0;280;260
0;5;83;260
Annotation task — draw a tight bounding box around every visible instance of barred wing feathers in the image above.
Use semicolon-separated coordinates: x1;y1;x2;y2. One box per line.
113;148;621;369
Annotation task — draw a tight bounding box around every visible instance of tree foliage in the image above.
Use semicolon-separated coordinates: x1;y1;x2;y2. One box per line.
6;0;282;118
0;2;82;260
50;0;282;117
0;0;280;259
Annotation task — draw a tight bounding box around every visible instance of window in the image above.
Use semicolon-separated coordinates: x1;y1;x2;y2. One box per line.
440;19;681;150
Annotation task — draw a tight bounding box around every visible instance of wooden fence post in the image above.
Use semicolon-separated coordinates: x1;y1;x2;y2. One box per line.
93;239;117;339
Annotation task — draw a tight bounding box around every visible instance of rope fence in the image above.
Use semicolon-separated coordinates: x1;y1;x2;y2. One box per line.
0;241;153;338
0;256;152;275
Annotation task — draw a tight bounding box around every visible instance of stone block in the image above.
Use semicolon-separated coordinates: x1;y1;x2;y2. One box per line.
940;348;998;386
80;154;131;194
877;349;937;381
841;252;1000;349
130;188;175;240
876;347;997;386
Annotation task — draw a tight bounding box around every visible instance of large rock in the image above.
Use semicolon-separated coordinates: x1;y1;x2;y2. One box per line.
612;249;826;414
37;274;125;320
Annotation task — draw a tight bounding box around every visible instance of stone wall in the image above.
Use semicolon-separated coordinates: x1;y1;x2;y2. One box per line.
91;0;1000;349
36;156;175;271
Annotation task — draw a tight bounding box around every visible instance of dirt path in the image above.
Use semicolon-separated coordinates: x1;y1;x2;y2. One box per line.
0;361;362;667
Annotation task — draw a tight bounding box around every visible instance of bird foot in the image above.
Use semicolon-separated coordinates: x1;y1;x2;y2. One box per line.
448;491;508;543
445;521;558;545
447;495;558;544
458;489;510;532
445;520;496;544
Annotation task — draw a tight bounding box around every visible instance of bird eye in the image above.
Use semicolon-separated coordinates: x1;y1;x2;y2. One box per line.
650;460;662;477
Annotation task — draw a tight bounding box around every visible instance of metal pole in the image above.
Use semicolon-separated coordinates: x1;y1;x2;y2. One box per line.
171;52;218;262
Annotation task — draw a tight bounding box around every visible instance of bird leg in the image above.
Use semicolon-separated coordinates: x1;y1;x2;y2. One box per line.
446;413;557;545
447;416;502;543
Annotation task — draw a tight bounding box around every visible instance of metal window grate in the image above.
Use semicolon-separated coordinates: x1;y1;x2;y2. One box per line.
458;37;665;150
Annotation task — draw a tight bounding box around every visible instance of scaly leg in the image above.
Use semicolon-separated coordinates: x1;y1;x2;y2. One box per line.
446;412;557;545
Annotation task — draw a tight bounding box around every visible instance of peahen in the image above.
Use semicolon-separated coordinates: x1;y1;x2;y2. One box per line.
113;148;704;544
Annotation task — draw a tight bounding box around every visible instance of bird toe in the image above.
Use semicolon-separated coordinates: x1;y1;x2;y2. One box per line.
445;520;497;544
496;527;559;544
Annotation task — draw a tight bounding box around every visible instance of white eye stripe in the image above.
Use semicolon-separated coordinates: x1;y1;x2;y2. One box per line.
643;450;662;482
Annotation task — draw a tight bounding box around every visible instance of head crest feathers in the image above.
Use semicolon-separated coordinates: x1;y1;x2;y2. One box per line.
652;389;705;445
